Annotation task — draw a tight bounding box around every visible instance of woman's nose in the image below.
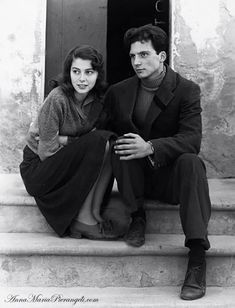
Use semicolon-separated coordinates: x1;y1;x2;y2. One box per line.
79;72;86;82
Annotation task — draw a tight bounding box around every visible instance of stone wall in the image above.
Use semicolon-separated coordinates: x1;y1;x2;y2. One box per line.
171;0;235;177
0;0;46;173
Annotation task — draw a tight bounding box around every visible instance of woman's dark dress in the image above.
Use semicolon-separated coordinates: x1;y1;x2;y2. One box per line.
20;87;115;236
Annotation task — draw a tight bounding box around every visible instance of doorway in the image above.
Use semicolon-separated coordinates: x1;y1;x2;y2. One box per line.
106;0;169;85
44;0;170;95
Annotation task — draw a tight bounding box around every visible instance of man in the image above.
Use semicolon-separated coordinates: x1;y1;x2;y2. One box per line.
104;24;211;300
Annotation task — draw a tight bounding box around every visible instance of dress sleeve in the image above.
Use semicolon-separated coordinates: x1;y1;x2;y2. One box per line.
37;93;64;161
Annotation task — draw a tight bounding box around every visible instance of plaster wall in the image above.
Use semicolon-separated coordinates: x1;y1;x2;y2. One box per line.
0;0;46;173
171;0;235;177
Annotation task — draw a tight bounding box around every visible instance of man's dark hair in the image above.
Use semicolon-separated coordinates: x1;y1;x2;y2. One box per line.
124;24;168;54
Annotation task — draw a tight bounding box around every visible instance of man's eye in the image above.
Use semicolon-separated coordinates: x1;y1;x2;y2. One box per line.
140;52;148;58
129;54;135;59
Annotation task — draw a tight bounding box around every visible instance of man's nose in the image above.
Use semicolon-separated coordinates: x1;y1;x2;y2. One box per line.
133;56;141;66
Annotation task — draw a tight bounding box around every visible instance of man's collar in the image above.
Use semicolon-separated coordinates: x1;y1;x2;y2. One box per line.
153;64;177;107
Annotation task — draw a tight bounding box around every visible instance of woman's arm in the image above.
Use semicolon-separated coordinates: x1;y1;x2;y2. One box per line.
37;92;64;161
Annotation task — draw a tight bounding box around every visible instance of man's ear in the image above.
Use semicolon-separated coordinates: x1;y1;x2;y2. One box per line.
159;51;167;62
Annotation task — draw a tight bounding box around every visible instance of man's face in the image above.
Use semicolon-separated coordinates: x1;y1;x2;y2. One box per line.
129;40;165;79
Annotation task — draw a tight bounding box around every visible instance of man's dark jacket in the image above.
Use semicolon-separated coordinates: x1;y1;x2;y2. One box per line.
104;65;202;168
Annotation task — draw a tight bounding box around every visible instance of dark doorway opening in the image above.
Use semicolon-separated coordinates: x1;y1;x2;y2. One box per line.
106;0;169;85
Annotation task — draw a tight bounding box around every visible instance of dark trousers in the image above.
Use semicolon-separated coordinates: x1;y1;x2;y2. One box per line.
112;153;211;250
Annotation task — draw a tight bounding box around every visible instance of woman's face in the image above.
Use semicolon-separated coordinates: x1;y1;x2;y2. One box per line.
70;57;98;97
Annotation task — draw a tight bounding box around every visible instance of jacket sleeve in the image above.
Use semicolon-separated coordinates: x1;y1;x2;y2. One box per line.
150;82;202;168
101;87;116;131
37;94;64;161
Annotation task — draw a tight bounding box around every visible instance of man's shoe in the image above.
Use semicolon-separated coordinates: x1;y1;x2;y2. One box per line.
124;216;146;247
180;260;206;300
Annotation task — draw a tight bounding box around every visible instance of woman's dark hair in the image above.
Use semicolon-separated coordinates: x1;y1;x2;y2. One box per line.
50;45;107;100
124;24;168;55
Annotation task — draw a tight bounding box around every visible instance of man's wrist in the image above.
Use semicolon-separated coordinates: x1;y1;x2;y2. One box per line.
147;141;154;155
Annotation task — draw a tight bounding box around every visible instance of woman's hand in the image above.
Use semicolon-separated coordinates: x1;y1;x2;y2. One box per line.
58;135;68;146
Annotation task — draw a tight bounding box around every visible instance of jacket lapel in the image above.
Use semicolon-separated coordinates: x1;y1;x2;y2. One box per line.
119;76;140;132
120;76;139;117
142;65;177;139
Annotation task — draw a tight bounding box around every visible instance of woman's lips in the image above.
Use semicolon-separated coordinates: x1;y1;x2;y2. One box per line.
77;84;88;89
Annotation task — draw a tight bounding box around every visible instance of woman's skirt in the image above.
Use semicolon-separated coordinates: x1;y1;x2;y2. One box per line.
19;130;116;236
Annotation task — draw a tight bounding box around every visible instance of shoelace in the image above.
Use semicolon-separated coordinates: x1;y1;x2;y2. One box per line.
185;265;205;287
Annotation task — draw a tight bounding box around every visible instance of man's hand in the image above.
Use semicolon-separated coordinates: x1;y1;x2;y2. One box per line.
114;133;153;160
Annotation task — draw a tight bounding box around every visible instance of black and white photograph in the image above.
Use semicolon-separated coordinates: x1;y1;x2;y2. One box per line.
0;0;235;307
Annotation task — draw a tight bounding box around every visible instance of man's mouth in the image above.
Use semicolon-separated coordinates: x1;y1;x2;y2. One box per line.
136;69;145;73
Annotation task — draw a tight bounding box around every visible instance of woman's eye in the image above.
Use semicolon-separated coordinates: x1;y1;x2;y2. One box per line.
86;70;94;75
72;69;80;75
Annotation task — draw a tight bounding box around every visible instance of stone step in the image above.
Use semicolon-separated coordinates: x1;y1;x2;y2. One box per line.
0;286;235;308
0;174;235;235
0;232;234;287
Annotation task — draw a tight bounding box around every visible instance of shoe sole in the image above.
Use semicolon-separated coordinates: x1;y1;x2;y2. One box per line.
180;290;206;300
180;294;205;300
125;237;145;247
70;232;121;241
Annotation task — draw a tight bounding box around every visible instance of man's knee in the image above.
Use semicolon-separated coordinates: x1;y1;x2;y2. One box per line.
175;153;206;175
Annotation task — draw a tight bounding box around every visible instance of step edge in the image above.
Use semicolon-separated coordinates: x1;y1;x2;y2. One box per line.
0;234;234;257
1;197;235;210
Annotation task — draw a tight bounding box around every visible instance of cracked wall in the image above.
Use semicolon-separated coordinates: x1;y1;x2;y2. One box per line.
0;0;46;173
172;0;235;177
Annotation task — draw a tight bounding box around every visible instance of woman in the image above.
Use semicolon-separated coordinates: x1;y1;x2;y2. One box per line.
20;45;117;240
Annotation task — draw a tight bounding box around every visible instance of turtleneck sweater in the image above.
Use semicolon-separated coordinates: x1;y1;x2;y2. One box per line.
133;65;166;129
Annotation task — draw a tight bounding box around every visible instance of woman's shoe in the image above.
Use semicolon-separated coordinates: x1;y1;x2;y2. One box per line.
69;220;118;240
69;222;82;239
100;219;119;239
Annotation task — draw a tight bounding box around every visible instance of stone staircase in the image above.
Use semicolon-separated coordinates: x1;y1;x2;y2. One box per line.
0;173;235;307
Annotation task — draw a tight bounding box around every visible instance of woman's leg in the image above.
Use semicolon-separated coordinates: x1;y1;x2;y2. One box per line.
92;141;112;222
74;183;98;225
76;141;112;224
